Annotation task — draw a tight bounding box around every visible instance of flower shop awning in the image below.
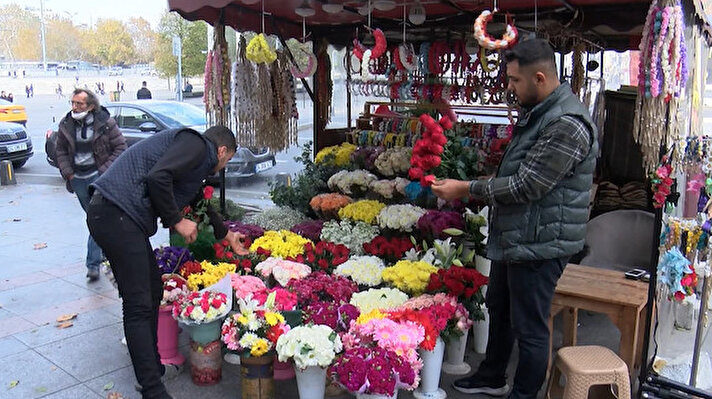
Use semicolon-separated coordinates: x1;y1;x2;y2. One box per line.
167;0;656;50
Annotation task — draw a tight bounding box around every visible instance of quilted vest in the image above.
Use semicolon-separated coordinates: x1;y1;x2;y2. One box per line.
486;83;598;261
91;128;217;236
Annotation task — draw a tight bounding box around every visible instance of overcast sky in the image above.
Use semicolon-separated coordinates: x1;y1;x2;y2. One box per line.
8;0;168;28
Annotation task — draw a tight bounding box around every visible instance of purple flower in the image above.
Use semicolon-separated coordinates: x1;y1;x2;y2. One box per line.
417;210;465;239
225;220;264;239
290;219;324;242
154;246;194;275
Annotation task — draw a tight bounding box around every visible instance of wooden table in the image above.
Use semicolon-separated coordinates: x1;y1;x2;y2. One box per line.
548;263;649;377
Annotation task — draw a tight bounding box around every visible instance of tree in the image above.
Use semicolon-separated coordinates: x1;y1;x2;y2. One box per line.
45;16;84;61
0;4;39;62
127;17;158;64
85;19;136;66
154;12;207;78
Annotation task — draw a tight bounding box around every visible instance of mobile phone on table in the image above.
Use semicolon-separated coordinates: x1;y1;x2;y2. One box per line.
624;268;647;280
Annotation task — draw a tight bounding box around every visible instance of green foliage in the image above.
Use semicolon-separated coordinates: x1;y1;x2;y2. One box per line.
270;141;340;216
435;131;480;180
155;12;207;78
444;209;488;257
170;230;216;262
207;197;246;221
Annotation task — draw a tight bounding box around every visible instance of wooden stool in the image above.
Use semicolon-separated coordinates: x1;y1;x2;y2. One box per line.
547;346;631;399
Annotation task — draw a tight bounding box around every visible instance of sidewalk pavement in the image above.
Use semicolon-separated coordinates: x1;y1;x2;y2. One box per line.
0;182;620;399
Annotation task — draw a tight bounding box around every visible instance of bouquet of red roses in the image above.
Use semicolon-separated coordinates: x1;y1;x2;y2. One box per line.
287;241;350;272
408;114;452;187
426;266;488;321
362;235;414;264
287;272;358;307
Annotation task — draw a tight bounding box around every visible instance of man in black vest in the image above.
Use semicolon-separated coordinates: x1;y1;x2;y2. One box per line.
87;126;248;399
432;39;596;399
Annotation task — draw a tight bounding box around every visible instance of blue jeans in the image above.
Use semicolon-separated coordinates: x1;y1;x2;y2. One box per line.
70;175;103;271
475;257;568;399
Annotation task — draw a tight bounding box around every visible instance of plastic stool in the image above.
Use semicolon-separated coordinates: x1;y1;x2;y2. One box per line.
546;345;631;399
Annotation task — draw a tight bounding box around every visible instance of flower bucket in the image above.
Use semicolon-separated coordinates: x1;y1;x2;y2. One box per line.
189;339;222;386
241;355;275;399
472;305;489;354
274;358;296;380
187;319;222;345
295;366;327;399
325;379;346;397
356;390;398;399
442;331;470;375
157;305;185;366
414;337;446;399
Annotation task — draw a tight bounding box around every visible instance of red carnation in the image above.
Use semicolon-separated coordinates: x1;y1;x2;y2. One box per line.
409;167;424;180
317;259;329;270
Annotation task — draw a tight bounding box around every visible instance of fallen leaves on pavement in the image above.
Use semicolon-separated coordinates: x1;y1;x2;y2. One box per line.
107;392;125;399
33;242;47;250
56;322;73;329
103;382;114;391
56;313;78;323
8;380;18;389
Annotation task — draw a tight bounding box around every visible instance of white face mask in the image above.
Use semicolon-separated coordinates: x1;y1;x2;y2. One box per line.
71;111;89;120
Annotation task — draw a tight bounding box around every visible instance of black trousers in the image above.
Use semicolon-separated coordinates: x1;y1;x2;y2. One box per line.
87;194;170;399
476;257;568;399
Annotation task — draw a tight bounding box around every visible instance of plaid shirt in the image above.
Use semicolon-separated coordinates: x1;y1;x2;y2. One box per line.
469;115;592;205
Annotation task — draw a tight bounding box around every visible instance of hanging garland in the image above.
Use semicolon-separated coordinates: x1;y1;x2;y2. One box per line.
353;28;388;60
204;23;231;127
633;0;688;173
473;10;518;50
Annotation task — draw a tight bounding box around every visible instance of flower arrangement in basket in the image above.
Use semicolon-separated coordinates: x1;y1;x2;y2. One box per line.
382;259;439;295
276;324;343;370
172;290;229;324
309;193;352;219
287;271;359;308
426;266;488;321
287;241;350;273
221;294;288;357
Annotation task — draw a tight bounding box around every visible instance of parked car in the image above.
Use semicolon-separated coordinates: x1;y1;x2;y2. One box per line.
0;121;33;168
45;101;275;178
0;99;27;126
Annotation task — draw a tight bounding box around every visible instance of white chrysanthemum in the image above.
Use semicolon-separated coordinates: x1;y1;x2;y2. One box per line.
239;332;259;349
377;204;427;232
276;325;342;369
335;255;386;286
350;287;409;313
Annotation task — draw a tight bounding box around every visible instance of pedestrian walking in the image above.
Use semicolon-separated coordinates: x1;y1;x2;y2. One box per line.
136;81;152;99
55;88;127;281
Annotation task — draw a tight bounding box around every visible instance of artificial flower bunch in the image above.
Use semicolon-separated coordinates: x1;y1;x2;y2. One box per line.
309;193;353;218
254;257;312;287
409;115;452;186
161;274;188;306
377;204;428;232
399;293;471;342
362;235;415;264
320;220;379;255
185;261;237;291
231;275;267;301
302;301;360;332
334;255;386;287
172;290;229;324
426;266;488;320
249;230;313;259
155;246;195;275
328;170;378;196
651;160;674;209
350;146;385;171
315;142;357;167
338;200;387;225
349;287;409;313
276;324;343;370
329;346;417;396
246;33;277;64
289;219;324;242
253;287;298;311
382;260;439;295
417;209;465;240
658;247;698;301
287;271;359;307
244;207;307;232
287;241;350;272
374;147;412;177
225;220;265;240
220;295;287;357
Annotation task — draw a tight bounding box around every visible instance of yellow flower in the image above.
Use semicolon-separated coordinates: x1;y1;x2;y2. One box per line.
382;260;438;295
315;143;356;166
249;230;312;258
264;311;285;327
338;200;386;225
356;309;386;325
185;261;236;291
250;338;270;357
237;315;249;325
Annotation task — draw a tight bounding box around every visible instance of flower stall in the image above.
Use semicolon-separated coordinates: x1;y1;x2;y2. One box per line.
156;0;712;398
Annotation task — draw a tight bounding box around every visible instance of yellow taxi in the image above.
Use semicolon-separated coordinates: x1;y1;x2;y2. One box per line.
0;99;27;126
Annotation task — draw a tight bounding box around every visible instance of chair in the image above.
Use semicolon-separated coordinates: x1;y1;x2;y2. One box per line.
547;345;631;399
579;209;654;272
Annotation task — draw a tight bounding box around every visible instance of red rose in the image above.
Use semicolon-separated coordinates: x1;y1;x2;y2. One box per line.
409;167;424;180
317;259;329;269
241;259;252;269
422;175;436;186
306;252;316;263
296;254;305;263
438;116;454;130
225;251;234;259
203;186;215;199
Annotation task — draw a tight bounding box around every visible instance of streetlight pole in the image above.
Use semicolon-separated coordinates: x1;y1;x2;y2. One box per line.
40;0;47;71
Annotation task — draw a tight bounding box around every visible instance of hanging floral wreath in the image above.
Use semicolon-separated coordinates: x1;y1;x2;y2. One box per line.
246;33;277;64
473;10;518;50
398;43;417;72
286;39;317;78
353;28;387;60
